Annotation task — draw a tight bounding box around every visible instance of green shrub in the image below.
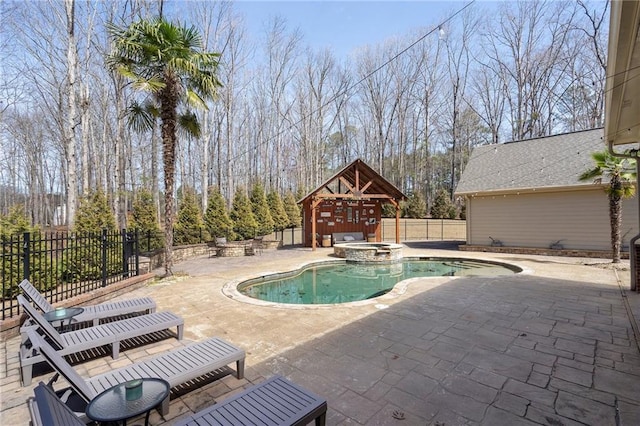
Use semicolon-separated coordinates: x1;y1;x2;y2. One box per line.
283;191;301;228
250;182;274;236
448;206;458;219
430;189;453;219
267;191;289;232
204;186;234;240
63;190;119;282
403;192;427;218
174;188;209;245
381;203;396;218
130;188;163;252
230;187;258;240
0;205;53;298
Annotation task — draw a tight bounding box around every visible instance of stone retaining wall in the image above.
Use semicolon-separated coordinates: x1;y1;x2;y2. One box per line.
459;244;629;259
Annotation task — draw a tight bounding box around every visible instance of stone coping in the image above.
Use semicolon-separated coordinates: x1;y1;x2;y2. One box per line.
333;242;403;261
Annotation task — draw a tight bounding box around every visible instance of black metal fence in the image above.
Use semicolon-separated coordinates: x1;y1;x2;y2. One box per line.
1;229;139;320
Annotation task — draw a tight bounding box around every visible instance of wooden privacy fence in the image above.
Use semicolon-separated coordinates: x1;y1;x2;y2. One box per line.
273;219;466;246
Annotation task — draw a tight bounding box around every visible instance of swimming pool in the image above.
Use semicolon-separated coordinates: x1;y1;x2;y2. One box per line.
236;258;521;305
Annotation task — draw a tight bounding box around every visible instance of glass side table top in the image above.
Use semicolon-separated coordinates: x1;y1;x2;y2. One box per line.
42;307;84;323
86;378;170;425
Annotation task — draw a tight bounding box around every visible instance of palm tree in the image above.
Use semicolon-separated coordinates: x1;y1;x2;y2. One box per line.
579;151;636;263
108;18;222;275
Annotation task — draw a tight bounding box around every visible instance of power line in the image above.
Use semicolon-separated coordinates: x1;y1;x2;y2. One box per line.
226;1;477;164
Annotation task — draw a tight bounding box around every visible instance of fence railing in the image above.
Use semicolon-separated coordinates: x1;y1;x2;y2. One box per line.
2;220;465;320
381;218;466;242
1;229;139;320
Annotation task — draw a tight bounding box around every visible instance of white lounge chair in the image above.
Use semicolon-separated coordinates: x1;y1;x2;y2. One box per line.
27;329;246;416
19;279;156;327
175;375;327;426
18;295;184;386
27;381;86;426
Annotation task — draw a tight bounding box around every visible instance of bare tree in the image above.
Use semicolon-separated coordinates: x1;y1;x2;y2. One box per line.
64;0;79;227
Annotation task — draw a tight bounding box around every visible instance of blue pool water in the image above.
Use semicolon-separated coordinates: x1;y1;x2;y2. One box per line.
238;258;520;305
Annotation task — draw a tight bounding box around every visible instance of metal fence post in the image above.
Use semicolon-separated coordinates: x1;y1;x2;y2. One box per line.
121;229;128;278
101;229;108;287
134;229;139;276
23;232;31;281
441;219;444;240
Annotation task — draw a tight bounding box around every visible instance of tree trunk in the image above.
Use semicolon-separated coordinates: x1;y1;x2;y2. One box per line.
160;71;180;276
609;175;622;263
64;0;78;228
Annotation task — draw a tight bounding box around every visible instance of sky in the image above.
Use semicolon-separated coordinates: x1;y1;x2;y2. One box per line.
232;1;474;59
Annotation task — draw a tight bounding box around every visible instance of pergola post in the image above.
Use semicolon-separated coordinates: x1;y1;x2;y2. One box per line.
390;199;401;244
311;198;321;251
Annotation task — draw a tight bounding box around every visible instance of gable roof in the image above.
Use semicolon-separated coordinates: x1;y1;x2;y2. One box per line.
299;159;406;203
455;128;607;196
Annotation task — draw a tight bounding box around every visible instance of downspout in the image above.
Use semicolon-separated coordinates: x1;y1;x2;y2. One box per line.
608;140;640;291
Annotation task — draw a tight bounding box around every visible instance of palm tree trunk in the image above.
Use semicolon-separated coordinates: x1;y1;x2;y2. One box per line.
609;175;622;263
160;72;180;275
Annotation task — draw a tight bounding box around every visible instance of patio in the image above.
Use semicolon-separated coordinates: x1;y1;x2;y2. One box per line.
3;243;640;425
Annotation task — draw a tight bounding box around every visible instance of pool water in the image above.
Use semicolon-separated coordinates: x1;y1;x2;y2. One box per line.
238;258;520;305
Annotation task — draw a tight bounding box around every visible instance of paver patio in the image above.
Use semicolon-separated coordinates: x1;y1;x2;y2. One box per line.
3;242;640;425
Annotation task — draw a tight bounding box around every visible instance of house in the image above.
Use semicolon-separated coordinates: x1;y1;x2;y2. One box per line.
454;128;638;256
606;0;640;287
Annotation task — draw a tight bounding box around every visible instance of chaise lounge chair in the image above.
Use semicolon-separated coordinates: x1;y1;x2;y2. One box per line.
27;381;86;426
19;279;156;327
28;374;326;426
175;375;327;426
27;329;246;416
18;295;184;386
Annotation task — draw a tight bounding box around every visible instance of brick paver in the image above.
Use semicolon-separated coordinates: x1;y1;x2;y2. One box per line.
3;244;640;425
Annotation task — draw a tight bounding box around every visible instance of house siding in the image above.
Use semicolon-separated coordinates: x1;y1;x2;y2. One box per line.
466;189;638;251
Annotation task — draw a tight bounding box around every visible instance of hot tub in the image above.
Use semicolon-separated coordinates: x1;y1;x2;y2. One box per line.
334;242;403;262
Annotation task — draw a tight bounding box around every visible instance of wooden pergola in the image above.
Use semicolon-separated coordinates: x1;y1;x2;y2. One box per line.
298;159;407;250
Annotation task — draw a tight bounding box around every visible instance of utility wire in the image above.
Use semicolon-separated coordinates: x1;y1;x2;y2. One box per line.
226;0;477;164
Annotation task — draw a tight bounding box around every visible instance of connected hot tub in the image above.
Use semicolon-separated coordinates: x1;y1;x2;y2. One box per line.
334;242;403;262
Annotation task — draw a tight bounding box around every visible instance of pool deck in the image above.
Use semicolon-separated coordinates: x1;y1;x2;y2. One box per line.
3;242;640;425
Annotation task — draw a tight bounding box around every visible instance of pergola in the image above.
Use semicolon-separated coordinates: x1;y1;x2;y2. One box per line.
298;159;406;250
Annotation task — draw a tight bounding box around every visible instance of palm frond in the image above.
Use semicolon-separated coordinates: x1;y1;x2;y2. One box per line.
185;89;208;110
178;111;201;138
126;101;157;133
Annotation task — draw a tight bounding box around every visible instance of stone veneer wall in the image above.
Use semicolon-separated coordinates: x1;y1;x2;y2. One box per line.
459;244;629;259
334;244;402;262
143;244;211;270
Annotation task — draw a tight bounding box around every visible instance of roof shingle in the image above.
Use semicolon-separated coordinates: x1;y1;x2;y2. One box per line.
455;128;607;195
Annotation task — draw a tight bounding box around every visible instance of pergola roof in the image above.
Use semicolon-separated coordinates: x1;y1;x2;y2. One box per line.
298;159;406;204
